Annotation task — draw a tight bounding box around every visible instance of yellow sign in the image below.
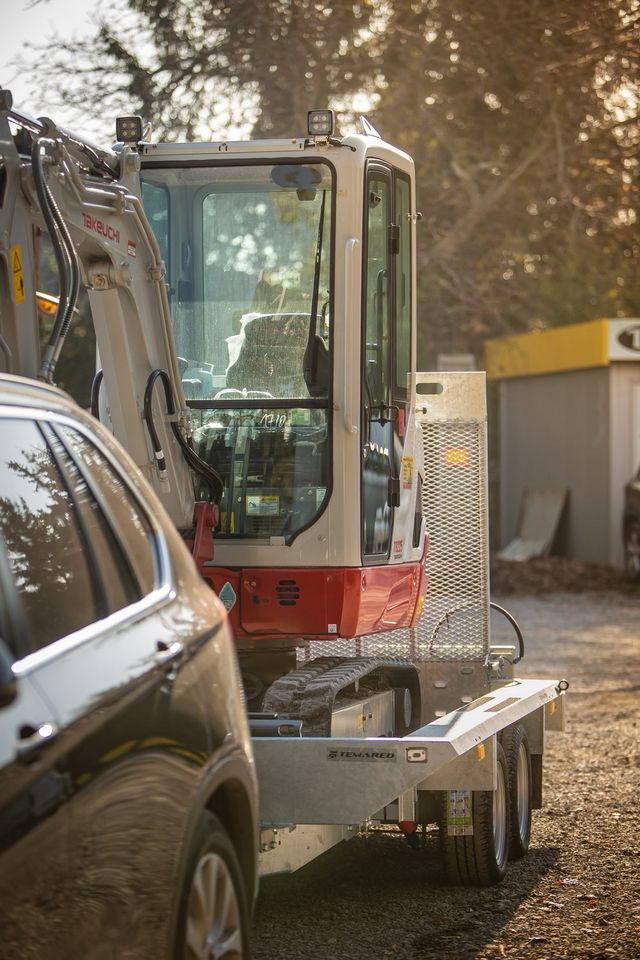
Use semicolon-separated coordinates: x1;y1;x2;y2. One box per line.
401;455;414;489
10;245;25;304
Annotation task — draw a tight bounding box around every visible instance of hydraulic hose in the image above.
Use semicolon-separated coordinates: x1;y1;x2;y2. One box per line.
32;138;81;381
489;601;525;665
144;369;224;503
428;599;526;665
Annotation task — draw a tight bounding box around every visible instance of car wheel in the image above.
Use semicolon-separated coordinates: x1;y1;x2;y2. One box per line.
179;812;249;960
624;520;640;582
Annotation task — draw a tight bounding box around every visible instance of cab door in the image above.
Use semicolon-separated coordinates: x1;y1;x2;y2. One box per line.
361;164;411;563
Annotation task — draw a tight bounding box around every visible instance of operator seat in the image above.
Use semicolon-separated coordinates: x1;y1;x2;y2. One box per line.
225;313;311;398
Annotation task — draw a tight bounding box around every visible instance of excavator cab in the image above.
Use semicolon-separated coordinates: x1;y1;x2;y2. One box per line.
138;122;426;645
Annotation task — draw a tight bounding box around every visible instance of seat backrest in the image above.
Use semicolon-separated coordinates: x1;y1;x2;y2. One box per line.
225;313;311;398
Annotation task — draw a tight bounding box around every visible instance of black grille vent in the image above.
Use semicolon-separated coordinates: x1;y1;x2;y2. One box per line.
276;579;300;606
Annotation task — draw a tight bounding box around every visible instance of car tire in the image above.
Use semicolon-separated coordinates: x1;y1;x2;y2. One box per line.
624;520;640;582
178;811;250;960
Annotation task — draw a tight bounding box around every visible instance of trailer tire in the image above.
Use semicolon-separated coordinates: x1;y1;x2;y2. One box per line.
501;723;532;859
177;811;250;960
439;741;510;886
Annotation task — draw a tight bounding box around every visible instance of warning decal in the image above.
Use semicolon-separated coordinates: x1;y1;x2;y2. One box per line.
218;581;237;613
10;245;25;304
246;495;279;516
447;789;473;836
401;455;414;489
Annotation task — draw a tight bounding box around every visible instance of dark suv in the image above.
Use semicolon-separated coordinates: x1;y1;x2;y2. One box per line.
623;466;640;581
0;374;258;959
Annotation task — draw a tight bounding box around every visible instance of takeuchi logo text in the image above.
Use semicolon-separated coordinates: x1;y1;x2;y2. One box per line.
83;213;120;244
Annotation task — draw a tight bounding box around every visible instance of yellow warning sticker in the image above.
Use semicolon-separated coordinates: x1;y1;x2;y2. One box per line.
10;245;25;304
401;455;414;489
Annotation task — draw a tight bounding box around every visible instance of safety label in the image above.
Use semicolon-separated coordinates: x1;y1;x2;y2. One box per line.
218;581;237;613
401;455;413;489
246;495;279;516
447;789;473;836
11;245;25;304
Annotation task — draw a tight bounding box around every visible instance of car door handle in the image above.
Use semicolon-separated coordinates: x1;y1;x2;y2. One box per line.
16;722;59;761
155;639;184;666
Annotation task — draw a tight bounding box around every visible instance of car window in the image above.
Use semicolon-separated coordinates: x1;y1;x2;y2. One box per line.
58;425;157;595
43;424;142;613
0;418;102;654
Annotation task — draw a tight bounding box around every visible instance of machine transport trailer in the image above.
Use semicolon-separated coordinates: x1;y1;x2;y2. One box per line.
0;92;567;953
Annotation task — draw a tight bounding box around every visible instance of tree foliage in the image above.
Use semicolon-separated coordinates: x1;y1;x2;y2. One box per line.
24;0;379;139
22;0;640;365
376;0;640;358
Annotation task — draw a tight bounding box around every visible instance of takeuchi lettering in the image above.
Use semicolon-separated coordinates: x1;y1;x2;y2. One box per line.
83;213;120;244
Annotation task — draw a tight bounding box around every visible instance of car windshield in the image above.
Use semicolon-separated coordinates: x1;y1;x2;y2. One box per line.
141;160;333;542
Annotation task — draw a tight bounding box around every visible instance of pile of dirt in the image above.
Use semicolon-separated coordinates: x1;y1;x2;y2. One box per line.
490;555;638;596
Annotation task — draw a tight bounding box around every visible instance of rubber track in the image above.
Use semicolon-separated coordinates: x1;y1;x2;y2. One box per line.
262;655;419;737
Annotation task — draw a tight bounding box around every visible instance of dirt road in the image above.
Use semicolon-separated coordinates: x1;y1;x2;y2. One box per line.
251;591;640;960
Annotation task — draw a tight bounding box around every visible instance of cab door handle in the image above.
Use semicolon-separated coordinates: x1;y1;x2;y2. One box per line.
16;722;59;761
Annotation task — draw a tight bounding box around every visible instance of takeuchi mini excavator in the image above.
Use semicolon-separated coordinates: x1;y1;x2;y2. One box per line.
0;98;426;690
0;92;568;884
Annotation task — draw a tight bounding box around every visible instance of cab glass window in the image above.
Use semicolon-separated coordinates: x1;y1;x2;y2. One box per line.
141;180;170;270
141;161;334;543
142;162;332;402
394;174;412;398
364;175;391;409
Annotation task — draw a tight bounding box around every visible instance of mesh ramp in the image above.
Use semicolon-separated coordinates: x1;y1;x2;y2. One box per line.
298;372;490;667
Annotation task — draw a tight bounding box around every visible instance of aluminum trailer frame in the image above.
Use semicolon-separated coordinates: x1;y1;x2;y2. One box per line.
256;676;566;874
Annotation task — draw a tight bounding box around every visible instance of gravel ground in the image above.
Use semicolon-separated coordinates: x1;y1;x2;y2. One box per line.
251;580;640;960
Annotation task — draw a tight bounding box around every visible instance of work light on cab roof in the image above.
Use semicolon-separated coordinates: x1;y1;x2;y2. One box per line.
307;109;334;137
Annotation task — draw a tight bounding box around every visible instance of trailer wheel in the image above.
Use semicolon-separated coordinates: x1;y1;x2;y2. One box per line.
501;723;532;859
439;742;510;886
177;812;249;960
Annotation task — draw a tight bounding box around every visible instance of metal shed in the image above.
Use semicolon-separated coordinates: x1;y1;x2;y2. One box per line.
486;318;640;569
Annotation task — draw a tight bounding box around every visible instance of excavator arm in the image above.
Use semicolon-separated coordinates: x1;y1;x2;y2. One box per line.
0;93;205;531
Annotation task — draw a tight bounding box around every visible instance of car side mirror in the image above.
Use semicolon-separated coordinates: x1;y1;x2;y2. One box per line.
0;638;17;708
